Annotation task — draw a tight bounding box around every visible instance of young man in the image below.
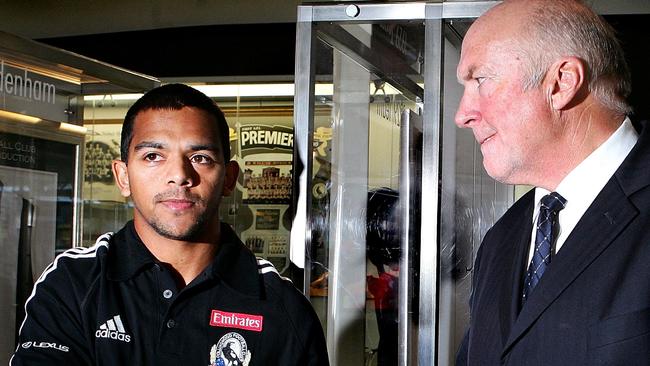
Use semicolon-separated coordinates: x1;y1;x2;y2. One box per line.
11;84;329;365
455;1;650;365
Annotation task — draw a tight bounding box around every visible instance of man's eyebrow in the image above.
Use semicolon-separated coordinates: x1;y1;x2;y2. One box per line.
133;141;219;151
457;64;476;84
133;141;165;151
189;143;220;152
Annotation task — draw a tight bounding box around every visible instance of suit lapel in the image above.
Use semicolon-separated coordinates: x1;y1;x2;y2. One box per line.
502;176;638;356
495;201;533;347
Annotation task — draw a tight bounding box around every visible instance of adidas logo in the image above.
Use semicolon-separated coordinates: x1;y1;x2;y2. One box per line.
95;315;131;343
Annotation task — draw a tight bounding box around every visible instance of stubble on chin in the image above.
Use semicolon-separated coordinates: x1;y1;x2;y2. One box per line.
147;202;221;242
148;214;207;241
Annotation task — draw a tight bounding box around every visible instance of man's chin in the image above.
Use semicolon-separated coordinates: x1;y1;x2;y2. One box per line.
155;230;197;241
150;219;207;242
483;163;511;185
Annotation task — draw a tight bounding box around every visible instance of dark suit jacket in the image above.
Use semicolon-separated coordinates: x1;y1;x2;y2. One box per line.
457;121;650;365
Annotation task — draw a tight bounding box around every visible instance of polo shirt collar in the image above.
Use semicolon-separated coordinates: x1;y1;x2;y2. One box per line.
106;221;156;281
209;223;262;297
106;221;261;298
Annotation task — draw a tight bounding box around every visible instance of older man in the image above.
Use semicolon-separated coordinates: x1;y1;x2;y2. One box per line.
455;1;650;365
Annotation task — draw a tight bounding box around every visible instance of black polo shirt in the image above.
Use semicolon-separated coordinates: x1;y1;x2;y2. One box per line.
11;221;328;365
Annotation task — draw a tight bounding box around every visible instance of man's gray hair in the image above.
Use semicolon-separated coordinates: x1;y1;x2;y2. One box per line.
519;0;632;115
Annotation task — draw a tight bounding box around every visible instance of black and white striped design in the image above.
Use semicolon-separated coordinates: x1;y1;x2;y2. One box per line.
256;258;291;282
10;233;113;365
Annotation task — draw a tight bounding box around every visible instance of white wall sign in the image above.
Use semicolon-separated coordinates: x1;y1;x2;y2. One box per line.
0;60;56;104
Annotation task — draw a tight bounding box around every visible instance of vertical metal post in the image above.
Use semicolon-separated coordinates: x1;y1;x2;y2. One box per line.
73;143;83;247
398;110;422;366
291;5;316;294
418;4;444;365
438;37;462;366
398;111;412;366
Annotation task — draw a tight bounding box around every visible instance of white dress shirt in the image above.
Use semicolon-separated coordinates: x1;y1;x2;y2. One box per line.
527;117;639;264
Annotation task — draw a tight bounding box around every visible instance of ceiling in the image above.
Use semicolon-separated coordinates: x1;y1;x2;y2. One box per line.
0;0;650;39
1;0;649;40
0;0;306;39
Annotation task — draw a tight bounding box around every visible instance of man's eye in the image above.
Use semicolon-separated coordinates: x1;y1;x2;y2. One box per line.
476;77;486;85
144;153;162;162
191;155;214;164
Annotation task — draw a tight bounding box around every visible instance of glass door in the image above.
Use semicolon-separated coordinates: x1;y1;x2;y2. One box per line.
292;3;511;365
294;7;427;364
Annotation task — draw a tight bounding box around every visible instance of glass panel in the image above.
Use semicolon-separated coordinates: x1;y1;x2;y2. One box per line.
82;98;134;245
0;124;79;252
0;115;82;363
307;20;424;366
217;89;295;281
436;19;515;365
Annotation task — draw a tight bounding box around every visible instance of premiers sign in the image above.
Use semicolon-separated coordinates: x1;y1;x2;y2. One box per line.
240;125;293;153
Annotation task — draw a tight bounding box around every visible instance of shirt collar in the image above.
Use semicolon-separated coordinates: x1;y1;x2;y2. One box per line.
208;223;262;297
106;221;156;281
532;117;639;251
107;221;261;297
536;116;638;205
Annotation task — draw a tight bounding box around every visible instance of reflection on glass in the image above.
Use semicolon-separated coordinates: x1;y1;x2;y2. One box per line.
306;20;423;363
0;127;79;362
366;188;400;366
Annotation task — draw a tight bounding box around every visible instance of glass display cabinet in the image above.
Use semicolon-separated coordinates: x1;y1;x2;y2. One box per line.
0;30;158;364
291;2;513;365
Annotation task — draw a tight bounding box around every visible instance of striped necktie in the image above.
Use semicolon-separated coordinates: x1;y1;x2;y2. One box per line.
522;192;567;302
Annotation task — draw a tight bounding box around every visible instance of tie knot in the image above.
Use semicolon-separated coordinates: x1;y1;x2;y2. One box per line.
540;192;567;213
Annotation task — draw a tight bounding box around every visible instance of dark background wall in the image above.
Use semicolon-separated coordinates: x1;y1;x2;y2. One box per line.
40;23;297;78
608;15;650;122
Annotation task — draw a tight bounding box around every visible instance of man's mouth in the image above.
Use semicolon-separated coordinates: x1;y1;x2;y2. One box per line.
159;199;195;210
479;133;495;145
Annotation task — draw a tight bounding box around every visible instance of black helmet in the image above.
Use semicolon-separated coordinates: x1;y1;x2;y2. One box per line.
366;187;401;266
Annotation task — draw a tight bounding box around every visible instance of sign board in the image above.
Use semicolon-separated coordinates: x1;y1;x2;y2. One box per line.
0;60;79;123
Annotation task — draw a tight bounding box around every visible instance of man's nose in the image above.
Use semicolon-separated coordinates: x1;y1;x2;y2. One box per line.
454;90;480;128
166;156;195;187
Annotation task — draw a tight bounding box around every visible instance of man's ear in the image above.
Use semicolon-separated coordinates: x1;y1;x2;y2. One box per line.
548;56;586;111
222;160;240;197
112;160;132;198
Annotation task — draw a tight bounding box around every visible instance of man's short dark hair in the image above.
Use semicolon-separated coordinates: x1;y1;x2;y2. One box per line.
120;83;231;163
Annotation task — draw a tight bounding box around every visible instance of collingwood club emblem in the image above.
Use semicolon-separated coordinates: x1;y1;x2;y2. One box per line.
209;332;251;366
